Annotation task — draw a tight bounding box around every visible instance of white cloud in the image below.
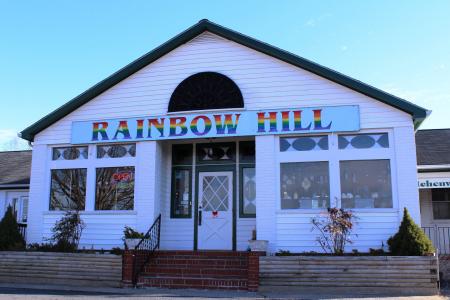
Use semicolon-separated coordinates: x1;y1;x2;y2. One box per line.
305;19;316;27
304;13;332;27
0;129;30;151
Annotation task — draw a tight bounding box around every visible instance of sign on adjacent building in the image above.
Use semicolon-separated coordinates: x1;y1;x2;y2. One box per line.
71;105;360;144
418;178;450;189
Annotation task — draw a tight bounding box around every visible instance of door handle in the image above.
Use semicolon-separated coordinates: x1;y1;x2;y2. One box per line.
198;210;202;226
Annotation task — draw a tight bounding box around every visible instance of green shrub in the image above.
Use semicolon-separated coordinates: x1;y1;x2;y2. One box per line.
0;206;25;250
110;247;123;256
311;207;356;255
49;210;85;252
388;208;434;256
27;242;56;252
123;226;145;239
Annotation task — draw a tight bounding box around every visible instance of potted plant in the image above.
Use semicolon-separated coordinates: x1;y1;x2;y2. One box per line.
123;226;145;249
248;228;268;252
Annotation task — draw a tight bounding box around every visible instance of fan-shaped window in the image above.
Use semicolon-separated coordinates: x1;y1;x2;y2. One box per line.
168;72;244;112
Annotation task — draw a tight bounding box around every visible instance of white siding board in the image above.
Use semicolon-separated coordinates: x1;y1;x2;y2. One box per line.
275;212;398;252
42;213;137;249
236;218;255;251
34;32;411;145
394;126;421;224
159;143;194;250
26;145;47;244
255;135;277;252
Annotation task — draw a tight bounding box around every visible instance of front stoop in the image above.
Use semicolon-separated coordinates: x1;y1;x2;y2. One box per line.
123;250;263;291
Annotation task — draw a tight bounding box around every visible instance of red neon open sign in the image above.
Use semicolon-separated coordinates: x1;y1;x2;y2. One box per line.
112;172;132;182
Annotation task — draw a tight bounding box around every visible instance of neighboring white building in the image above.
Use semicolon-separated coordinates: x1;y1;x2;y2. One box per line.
0;150;31;236
19;20;428;252
417;129;450;254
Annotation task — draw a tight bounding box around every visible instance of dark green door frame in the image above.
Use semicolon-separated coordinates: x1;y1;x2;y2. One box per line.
194;164;237;251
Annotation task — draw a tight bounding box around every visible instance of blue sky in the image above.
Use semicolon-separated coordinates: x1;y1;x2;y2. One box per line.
1;1;449;150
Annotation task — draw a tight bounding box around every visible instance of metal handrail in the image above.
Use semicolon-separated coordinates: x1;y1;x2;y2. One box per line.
132;214;161;286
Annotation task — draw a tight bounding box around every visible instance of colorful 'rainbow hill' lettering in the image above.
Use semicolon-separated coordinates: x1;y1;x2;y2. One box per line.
77;106;359;144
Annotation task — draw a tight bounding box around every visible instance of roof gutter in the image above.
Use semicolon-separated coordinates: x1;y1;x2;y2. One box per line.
0;184;30;190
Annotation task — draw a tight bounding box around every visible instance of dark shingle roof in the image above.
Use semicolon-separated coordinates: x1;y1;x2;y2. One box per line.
0;150;32;186
416;129;450;166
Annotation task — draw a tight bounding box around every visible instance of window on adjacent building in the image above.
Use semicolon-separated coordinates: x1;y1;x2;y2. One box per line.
95;166;135;210
280;162;330;209
432;189;450;219
50;169;87;210
340;160;393;208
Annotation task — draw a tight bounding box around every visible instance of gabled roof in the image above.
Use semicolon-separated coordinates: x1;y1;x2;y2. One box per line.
20;19;429;141
416;129;450;167
0;150;32;189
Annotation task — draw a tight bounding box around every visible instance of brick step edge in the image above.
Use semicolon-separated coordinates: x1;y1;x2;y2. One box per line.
138;276;248;290
142;268;247;276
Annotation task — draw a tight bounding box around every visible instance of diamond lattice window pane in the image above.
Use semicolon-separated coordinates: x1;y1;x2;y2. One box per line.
202;175;229;211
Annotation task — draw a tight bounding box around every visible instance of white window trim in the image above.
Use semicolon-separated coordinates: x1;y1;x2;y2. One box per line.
276;129;397;213
46;144;137;212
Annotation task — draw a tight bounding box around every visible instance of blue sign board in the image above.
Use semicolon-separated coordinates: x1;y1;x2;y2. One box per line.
71;105;360;144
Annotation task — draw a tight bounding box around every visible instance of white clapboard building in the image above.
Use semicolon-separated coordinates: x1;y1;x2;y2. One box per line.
19;20;429;253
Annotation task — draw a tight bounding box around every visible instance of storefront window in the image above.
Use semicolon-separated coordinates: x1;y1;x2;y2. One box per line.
239;141;255;163
52;146;88;160
280;162;330;209
280;136;328;152
432;189;450;219
196;142;236;164
340;160;392;208
50;169;87;210
338;133;389;149
172;144;193;165
97;144;136;158
241;167;256;216
171;168;191;218
95;166;135;210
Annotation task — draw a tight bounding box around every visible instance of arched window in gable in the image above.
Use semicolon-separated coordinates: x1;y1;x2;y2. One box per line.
168;72;244;112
